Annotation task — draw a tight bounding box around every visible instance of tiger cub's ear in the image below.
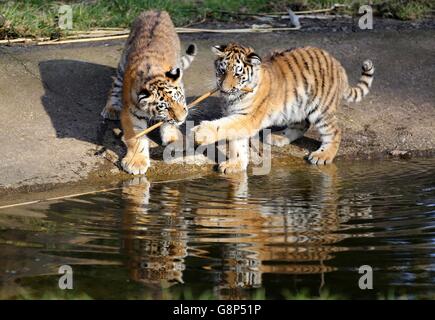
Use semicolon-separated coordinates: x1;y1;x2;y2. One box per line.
211;45;226;56
165;67;181;82
247;52;262;65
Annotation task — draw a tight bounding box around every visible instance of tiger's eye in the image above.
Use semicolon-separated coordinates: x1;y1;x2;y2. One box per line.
138;89;151;102
139;89;150;98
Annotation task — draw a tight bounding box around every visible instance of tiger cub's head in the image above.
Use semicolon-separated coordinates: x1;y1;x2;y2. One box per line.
136;68;188;125
212;42;261;95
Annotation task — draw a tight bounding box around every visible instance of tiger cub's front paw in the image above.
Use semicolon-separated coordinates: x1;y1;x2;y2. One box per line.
101;101;120;120
307;149;334;165
121;153;150;175
161;124;182;146
268;133;291;147
218;160;247;174
192;121;218;145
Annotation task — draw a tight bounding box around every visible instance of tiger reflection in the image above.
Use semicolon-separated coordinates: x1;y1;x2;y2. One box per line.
192;165;372;298
120;165;372;298
121;177;187;288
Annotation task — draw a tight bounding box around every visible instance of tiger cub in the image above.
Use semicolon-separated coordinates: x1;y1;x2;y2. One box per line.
193;43;374;173
101;11;197;175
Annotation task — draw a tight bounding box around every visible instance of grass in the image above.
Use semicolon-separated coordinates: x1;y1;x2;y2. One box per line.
0;0;433;40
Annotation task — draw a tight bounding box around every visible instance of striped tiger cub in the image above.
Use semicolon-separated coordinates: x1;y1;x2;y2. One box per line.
101;11;197;175
193;43;374;173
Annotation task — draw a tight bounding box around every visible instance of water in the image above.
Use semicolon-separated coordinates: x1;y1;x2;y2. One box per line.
0;158;434;300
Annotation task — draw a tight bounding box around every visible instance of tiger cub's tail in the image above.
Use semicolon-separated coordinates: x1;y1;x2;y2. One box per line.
180;44;197;70
344;59;375;103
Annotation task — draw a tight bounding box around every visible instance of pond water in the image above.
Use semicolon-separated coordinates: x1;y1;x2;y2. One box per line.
0;158;434;300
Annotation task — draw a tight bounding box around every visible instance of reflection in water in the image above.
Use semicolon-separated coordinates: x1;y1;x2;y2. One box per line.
120;167;347;297
121;177;187;289
192;168;345;298
0;159;434;299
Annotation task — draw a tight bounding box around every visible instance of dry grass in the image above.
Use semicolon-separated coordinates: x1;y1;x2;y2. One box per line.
0;0;433;40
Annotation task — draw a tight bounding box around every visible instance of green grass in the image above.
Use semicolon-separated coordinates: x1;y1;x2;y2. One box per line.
379;0;433;20
0;0;433;40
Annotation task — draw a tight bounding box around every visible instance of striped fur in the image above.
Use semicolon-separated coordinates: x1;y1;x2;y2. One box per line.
101;37;196;121
102;11;197;175
344;59;374;102
193;43;374;173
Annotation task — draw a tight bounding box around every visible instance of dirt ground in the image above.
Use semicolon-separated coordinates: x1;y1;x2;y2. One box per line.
0;18;434;202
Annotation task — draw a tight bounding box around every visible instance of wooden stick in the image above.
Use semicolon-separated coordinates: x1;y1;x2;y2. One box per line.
242;87;254;93
134;88;219;139
0;187;121;210
34;26;301;46
37;34;128;45
4;26;301;46
133;121;163;139
0;37;47;44
0;176;199;210
175;26;300;33
187;87;219;108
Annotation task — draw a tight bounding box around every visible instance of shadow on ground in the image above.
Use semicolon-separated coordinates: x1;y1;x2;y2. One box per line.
39;60;113;143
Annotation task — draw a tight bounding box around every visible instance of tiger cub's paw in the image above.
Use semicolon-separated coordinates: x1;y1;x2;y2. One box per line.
307;149;335;165
218;160;247;174
161;124;182;146
121;153;150;175
192;121;218;145
268;133;291;147
101;104;120;120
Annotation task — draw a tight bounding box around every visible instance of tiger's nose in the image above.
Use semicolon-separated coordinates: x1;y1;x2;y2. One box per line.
220;86;236;94
157;104;166;111
219;83;232;93
173;106;188;124
219;80;237;93
179;109;188;123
